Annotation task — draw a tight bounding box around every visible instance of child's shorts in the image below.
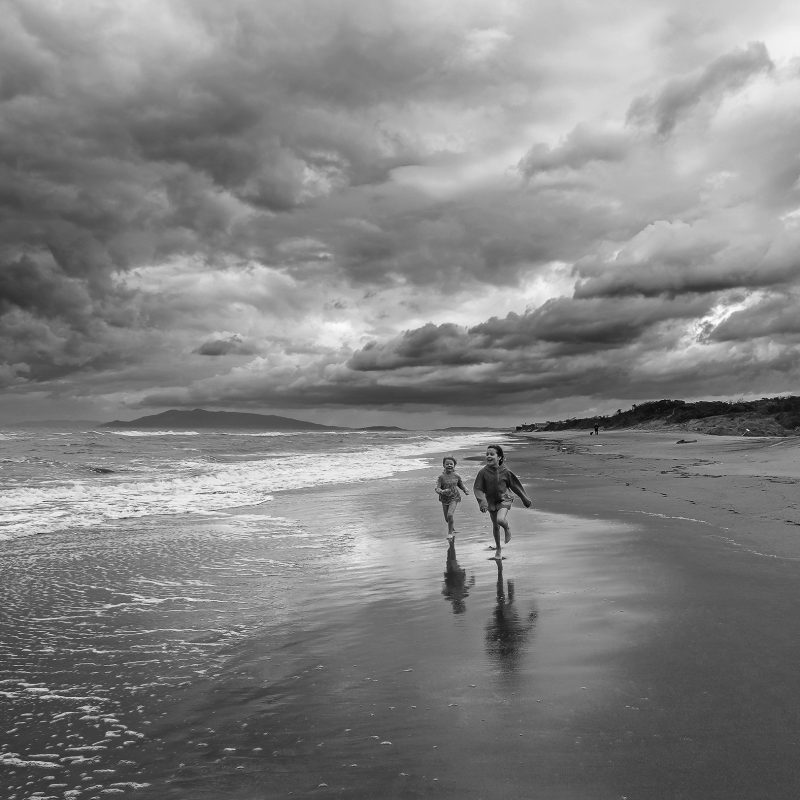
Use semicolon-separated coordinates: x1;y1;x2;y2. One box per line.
486;497;513;513
443;499;459;517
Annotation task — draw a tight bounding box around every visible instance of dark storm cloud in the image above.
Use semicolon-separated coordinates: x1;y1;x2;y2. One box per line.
136;336;681;414
137;360;574;412
133;290;795;417
348;295;711;375
0;2;451;254
627;42;774;135
0;306;133;384
347;323;474;369
270;12;457;109
470;295;711;352
573;222;800;299
0;255;92;323
0;1;528;353
708;292;800;341
0;0;441;390
0;248;148;383
319;186;618;290
195;334;255;356
518;124;630;178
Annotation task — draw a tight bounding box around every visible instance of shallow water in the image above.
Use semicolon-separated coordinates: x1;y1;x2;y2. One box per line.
0;516;300;797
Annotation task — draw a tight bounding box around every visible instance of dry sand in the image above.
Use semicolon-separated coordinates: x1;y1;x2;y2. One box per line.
524;428;800;558
3;431;800;799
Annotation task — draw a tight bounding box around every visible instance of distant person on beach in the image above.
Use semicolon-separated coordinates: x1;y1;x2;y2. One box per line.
594;424;600;435
473;444;532;558
435;456;469;539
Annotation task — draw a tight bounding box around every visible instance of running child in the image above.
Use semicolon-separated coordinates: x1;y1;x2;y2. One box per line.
435;456;470;540
473;444;532;558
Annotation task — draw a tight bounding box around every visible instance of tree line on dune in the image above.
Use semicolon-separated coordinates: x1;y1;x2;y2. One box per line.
518;396;800;436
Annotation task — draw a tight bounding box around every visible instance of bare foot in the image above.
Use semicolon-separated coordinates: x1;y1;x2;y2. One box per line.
504;529;512;544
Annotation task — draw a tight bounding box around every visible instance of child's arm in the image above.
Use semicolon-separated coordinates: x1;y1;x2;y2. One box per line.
473;471;488;512
457;475;469;495
435;475;445;495
507;470;532;508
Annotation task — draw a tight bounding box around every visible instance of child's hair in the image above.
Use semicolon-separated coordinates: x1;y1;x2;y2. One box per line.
442;456;457;467
487;444;505;464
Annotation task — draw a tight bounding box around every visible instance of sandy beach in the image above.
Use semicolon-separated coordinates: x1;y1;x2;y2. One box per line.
3;430;800;799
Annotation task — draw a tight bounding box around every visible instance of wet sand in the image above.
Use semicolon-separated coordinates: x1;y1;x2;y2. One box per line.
3;432;800;799
511;430;800;798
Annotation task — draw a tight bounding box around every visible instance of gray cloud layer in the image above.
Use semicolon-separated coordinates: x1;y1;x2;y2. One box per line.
2;1;800;424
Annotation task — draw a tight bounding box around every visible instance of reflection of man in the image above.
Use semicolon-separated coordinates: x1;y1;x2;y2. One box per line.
485;560;537;671
442;539;474;614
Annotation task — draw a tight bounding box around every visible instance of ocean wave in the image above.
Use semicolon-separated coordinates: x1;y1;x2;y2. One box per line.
0;430;490;539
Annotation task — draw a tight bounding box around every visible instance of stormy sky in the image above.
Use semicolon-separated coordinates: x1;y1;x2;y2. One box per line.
2;0;800;427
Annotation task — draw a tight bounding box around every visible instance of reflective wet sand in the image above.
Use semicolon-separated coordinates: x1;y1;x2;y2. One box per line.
4;435;800;798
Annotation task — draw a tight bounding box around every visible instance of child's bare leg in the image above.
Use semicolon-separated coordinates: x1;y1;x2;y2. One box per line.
489;510;501;555
496;507;511;543
441;505;452;538
448;502;459;536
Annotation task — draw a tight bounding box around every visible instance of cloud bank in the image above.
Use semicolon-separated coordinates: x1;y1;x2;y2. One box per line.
2;0;800;425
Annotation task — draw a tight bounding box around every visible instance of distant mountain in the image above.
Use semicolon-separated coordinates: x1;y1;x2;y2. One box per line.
102;409;341;430
359;425;406;431
438;426;497;431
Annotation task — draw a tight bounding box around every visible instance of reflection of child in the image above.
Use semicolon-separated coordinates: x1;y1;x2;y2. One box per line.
473;444;532;559
485;559;537;666
442;537;473;614
435;456;469;539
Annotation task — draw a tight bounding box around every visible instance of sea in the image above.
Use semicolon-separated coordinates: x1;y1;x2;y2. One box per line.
0;424;498;541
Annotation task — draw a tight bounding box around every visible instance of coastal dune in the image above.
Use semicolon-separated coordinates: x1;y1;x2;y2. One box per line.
2;430;800;799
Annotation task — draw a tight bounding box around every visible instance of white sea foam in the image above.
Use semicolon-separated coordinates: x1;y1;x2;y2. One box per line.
108;429;202;437
619;509;716;526
0;429;492;538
